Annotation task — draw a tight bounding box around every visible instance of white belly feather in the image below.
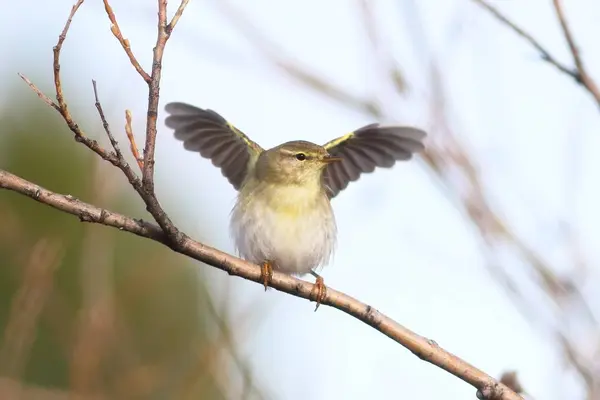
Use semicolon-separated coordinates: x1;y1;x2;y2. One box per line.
230;183;337;275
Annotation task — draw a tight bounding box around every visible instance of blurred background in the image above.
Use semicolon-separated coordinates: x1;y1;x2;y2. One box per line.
1;0;599;399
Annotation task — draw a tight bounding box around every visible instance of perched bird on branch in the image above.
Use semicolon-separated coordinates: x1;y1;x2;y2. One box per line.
165;102;426;308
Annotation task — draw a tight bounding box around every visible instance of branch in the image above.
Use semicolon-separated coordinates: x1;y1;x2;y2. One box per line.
20;0;185;244
124;109;144;171
472;0;600;110
551;0;600;108
102;0;151;83
213;1;597;397
11;1;523;398
471;0;576;79
138;0;189;241
0;169;521;400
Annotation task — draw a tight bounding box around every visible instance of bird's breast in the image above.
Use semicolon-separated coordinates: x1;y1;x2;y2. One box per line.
229;182;337;275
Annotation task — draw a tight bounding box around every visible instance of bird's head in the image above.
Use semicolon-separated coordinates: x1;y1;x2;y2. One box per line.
255;140;341;186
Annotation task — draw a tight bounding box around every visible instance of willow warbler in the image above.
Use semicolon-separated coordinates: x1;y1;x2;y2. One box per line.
164;102;426;307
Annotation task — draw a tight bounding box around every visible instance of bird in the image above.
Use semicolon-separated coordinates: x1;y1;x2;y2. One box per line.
164;102;426;309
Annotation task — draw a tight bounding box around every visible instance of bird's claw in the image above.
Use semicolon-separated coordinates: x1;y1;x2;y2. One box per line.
260;261;273;291
310;275;327;311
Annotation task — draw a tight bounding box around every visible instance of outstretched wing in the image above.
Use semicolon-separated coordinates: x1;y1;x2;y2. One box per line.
322;123;426;198
164;102;263;190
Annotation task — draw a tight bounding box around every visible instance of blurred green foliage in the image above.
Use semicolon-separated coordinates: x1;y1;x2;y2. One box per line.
0;86;251;399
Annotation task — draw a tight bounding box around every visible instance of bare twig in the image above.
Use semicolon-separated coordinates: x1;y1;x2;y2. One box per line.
141;0;188;192
0;169;522;400
125;110;144;171
21;0;185;243
16;74;60;111
19;1;122;168
92;80;127;161
102;0;151;83
551;0;600;108
54;0;84;112
471;0;577;79
18;73;121;165
126;0;189;243
472;0;600;110
167;0;190;33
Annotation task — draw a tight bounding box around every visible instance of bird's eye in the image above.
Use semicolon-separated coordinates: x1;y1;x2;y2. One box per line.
295;153;306;161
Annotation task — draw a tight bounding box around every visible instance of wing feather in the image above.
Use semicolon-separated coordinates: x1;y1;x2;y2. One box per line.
165;102;263;190
322;123;426;198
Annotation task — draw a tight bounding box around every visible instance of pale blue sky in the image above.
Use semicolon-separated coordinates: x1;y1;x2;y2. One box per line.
2;1;599;399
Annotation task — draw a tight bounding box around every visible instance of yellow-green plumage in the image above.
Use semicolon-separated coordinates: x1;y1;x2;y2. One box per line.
231;142;337;274
164;102;426;277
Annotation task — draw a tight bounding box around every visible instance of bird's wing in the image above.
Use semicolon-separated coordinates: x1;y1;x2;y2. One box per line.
164;102;264;190
322;123;426;198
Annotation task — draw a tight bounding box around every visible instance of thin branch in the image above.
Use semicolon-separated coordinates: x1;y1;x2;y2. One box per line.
134;0;189;242
140;0;169;194
102;0;151;83
53;0;84;112
0;169;522;400
125;110;144;171
16;74;60;111
216;0;597;396
472;0;600;110
18;73;121;166
19;2;121;168
167;0;190;33
471;0;577;79
551;0;600;108
20;0;184;244
92;80;127;160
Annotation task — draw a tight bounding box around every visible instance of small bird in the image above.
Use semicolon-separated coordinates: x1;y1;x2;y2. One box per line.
164;102;426;308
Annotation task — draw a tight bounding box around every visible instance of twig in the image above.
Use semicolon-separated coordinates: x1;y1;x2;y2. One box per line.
140;0;168;192
167;0;190;33
472;0;600;110
551;0;600;109
102;0;151;83
0;169;523;400
19;1;121;168
92;80;126;160
136;0;189;242
16;74;60;111
54;0;84;112
471;0;577;80
18;74;120;166
21;0;185;244
125;110;144;171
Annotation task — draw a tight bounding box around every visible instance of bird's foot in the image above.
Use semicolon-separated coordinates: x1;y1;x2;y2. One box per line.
309;271;327;311
260;261;273;291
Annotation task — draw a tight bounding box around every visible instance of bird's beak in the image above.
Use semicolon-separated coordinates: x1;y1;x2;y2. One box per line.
321;155;342;164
